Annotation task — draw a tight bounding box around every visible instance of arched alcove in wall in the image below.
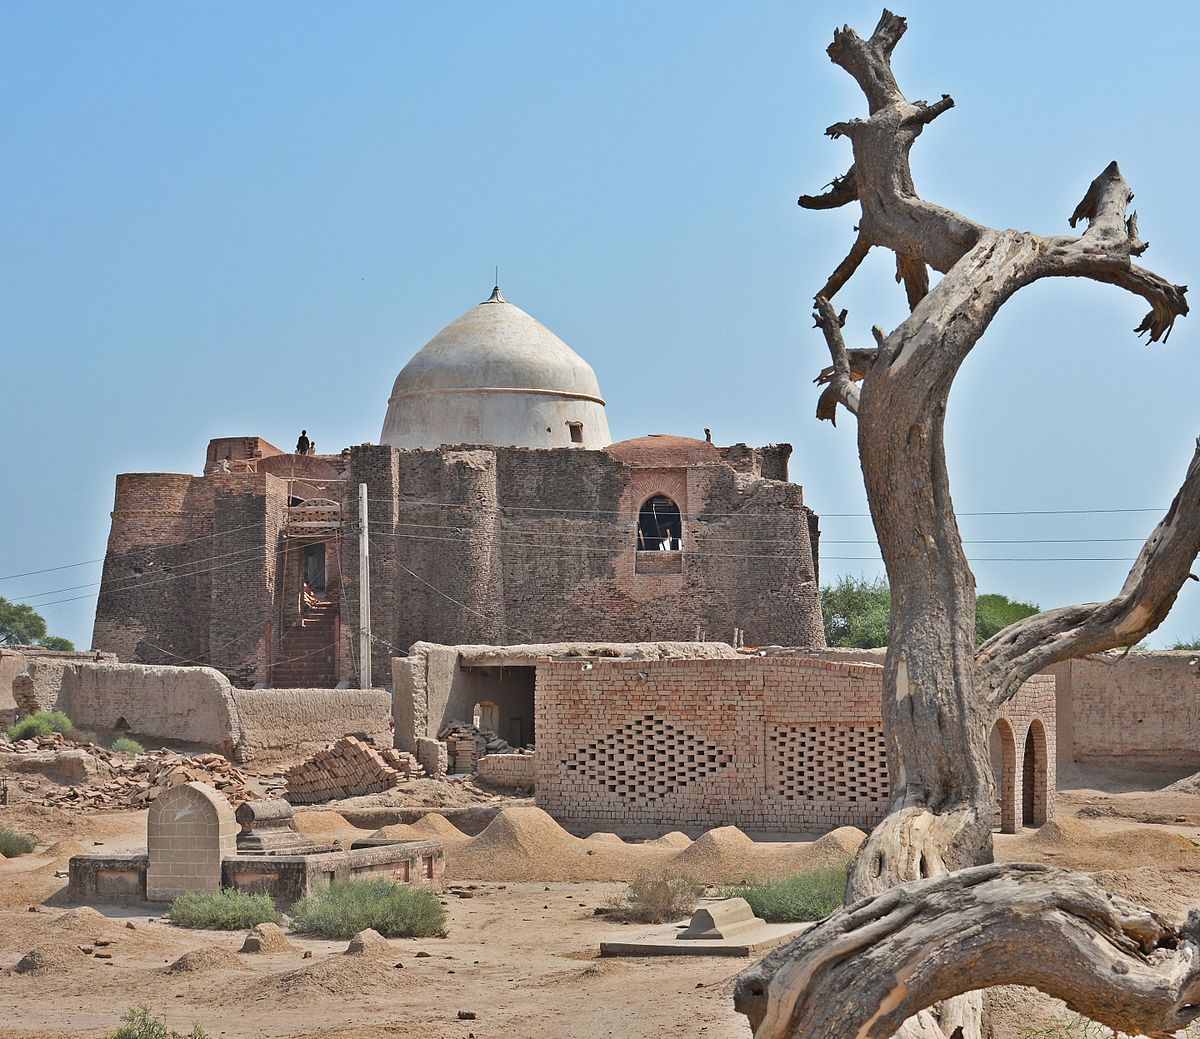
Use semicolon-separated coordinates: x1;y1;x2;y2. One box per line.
1022;718;1049;828
989;718;1018;834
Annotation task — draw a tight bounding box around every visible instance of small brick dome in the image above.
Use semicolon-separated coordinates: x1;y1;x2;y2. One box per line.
606;434;721;467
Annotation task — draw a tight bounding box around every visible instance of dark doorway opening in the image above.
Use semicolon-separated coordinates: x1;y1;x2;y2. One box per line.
304;542;327;592
466;666;536;747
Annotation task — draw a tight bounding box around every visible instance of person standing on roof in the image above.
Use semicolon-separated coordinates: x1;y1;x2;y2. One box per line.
296;429;310;455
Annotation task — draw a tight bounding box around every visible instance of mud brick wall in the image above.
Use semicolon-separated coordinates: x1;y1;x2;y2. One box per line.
230;687;392;762
536;657;1055;837
1053;652;1200;768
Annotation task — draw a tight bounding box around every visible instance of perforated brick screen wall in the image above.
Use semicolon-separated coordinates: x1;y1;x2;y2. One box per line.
536;656;1054;835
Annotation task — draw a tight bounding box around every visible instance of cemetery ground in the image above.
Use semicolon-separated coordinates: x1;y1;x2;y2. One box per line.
3;760;1200;1038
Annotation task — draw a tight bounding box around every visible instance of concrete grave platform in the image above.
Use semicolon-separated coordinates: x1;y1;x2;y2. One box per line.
599;898;811;958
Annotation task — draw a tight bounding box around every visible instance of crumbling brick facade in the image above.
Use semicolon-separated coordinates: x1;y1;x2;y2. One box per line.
534;656;1054;836
93;437;824;685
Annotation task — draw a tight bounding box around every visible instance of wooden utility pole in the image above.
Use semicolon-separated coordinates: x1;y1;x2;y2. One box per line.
358;482;372;689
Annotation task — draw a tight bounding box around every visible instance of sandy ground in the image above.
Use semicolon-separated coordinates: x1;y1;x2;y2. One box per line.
4;761;1200;1038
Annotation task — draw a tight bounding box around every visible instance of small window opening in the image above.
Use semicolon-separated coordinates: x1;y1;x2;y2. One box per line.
637;495;682;551
568;421;584;444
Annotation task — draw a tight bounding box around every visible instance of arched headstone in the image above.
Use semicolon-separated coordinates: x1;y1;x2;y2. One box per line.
145;782;236;901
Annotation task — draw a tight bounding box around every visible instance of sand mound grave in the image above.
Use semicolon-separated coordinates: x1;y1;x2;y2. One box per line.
166;947;249;974
292;810;370;839
448;806;596;881
345;928;393;956
370;813;469;844
648;831;693;848
1001;818;1200;873
42;838;88;860
808;826;867;862
584;832;625;844
247;957;410;1006
10;942;91;975
240;923;297;954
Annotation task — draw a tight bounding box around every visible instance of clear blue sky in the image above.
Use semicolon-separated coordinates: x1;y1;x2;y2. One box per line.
2;1;1197;651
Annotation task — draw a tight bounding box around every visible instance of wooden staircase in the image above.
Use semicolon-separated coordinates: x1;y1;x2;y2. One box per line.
273;599;338;688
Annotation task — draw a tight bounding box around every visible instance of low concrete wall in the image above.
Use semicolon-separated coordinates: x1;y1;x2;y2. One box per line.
14;659;241;754
231;688;392;762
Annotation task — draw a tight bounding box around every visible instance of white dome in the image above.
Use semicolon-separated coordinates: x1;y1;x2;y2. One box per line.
381;288;612;450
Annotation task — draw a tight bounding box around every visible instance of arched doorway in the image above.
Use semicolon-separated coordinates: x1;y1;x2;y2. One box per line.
637;495;682;551
473;700;499;733
1022;718;1049;828
989;719;1017;834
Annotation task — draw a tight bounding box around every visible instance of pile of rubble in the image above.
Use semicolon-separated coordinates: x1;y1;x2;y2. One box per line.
0;733;256;809
284;736;424;804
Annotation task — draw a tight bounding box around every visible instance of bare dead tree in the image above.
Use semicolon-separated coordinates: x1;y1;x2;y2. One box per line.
735;10;1199;1039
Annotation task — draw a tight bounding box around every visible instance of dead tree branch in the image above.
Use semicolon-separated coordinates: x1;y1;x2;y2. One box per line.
978;437;1200;706
813;296;863;424
735;864;1200;1039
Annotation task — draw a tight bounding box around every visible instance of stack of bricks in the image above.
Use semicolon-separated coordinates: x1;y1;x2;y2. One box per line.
449;736;479;774
284;736;424;804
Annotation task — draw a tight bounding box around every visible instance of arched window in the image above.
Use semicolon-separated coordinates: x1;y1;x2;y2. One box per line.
637;495;682;551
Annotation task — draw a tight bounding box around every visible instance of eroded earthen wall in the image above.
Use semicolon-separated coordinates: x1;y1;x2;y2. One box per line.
1062;652;1200;767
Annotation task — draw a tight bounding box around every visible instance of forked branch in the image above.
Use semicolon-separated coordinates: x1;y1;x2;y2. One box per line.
812;296;865;424
978;437;1200;704
735;863;1200;1039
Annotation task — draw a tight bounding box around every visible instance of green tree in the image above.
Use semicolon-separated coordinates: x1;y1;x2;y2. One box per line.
821;575;891;648
974;593;1040;644
0;596;75;651
821;579;1039;649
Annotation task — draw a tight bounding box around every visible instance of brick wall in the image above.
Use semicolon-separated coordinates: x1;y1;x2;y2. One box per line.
535;656;1054;836
94;440;825;686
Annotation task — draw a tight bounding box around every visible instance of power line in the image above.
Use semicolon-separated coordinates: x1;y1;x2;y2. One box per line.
25;537;338;611
368;520;1149;549
0;519;284;585
368;526;1139;563
367;496;1167;520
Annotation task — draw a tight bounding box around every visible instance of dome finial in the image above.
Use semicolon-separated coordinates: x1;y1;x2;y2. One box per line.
484;284;506;304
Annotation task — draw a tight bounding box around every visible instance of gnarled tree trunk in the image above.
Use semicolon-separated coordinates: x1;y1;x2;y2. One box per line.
737;10;1198;1039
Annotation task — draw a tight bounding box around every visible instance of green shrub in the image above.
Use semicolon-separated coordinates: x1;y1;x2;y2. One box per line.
168;889;283;931
723;863;850;923
108;1005;208;1039
603;870;704;924
7;710;73;741
112;736;144;754
0;825;36;858
1171;635;1200;651
290;878;447;939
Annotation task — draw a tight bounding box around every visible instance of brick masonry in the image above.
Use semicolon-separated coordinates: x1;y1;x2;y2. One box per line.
145;782;237;901
535;656;1055;836
93;438;824;686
